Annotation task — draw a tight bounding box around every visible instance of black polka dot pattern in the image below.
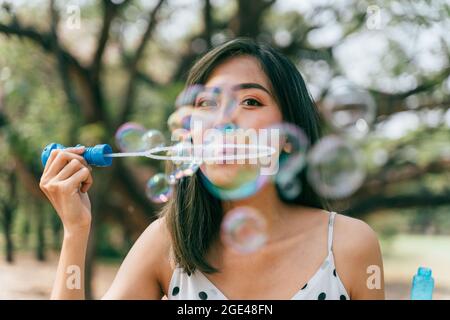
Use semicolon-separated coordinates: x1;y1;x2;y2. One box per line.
318;292;326;300
168;217;350;301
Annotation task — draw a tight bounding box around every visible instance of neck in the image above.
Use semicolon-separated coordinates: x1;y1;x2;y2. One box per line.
222;182;287;230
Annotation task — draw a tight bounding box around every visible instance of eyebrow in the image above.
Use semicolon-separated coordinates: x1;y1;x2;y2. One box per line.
231;83;272;95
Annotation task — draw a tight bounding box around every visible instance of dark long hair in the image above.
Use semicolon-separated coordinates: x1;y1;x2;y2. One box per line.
161;38;326;274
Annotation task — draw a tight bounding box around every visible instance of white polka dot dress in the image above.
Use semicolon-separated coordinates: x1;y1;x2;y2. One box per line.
168;211;350;300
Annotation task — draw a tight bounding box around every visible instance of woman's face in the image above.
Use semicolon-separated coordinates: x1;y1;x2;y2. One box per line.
191;55;283;188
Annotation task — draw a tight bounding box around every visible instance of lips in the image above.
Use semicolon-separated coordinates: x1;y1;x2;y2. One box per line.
217;145;237;156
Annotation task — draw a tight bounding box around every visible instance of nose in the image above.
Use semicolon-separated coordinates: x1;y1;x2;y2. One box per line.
212;99;239;130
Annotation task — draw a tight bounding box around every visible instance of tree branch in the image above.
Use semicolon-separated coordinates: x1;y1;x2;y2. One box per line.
47;0;82;124
136;70;160;87
344;190;450;217
118;0;165;126
0;19;89;76
356;158;450;199
370;66;450;119
203;0;213;49
92;0;130;80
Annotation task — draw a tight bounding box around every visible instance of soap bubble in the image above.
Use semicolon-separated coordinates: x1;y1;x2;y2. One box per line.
168;141;201;179
167;106;194;132
198;125;273;200
168;86;207;132
169;85;208;133
115;123;166;153
322;84;376;138
175;84;206;109
189;84;238;131
143;129;166;149
198;122;309;201
200;167;269;200
307;135;366;199
221;207;268;254
273;123;309;200
145;173;174;203
115;122;148;152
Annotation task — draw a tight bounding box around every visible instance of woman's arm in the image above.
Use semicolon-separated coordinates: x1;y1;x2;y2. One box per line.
334;215;385;300
40;147;168;300
40;147;93;299
51;227;90;299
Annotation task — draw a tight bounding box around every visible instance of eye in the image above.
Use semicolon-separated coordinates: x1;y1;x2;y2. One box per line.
241;98;263;107
195;98;218;108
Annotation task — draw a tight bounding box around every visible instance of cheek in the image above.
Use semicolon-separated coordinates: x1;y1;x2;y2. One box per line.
191;128;202;145
237;105;283;129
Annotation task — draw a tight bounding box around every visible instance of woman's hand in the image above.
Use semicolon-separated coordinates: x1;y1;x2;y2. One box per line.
39;146;93;235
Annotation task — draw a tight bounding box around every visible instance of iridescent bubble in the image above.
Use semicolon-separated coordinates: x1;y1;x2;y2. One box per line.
115;122;147;152
168;141;201;179
189;84;238;132
307;135;366;199
145;173;174;203
278;179;302;200
170;85;206;132
272;123;309;200
221;207;268;254
175;84;206;109
322;84;376;138
143;129;166;149
198;125;272;200
183;87;285;200
167;106;193;132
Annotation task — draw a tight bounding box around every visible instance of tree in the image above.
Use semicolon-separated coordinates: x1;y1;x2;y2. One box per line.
0;0;449;297
0;161;17;263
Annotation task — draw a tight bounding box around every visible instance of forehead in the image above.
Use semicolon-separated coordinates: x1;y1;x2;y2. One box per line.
205;55;271;89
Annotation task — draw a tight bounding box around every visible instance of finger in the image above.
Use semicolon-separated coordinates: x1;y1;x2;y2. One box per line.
80;169;93;193
46;150;88;178
65;166;91;191
55;158;84;181
44;146;86;175
43;149;61;175
44;146;85;174
65;146;86;155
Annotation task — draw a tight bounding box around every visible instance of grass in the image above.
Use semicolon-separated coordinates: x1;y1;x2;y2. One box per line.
380;234;450;299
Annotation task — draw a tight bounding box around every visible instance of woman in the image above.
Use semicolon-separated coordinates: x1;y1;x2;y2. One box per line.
40;38;385;300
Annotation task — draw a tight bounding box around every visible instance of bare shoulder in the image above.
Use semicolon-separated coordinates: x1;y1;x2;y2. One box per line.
332;213;385;299
140;216;172;253
135;215;174;276
333;214;380;253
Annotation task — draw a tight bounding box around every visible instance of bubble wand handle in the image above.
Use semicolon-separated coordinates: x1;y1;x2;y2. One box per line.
41;143;113;167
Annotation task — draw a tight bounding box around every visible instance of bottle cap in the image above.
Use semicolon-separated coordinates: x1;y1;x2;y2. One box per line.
417;267;432;277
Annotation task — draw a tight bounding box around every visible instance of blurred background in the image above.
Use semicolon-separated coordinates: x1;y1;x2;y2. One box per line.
0;0;449;299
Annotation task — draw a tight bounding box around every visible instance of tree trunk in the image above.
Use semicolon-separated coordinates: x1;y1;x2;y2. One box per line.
3;206;14;263
35;202;46;261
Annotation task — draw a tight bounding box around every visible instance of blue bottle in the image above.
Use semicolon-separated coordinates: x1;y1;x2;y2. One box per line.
411;267;434;300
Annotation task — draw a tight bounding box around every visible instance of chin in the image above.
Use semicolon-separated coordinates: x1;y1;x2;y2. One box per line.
200;163;260;189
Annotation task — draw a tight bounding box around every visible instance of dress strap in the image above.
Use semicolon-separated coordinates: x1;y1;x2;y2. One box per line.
327;211;336;252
